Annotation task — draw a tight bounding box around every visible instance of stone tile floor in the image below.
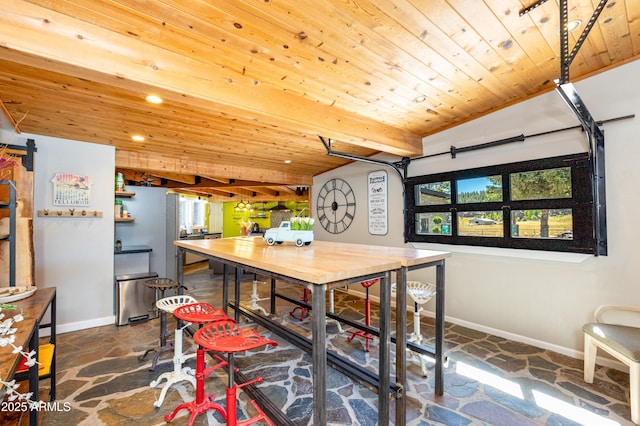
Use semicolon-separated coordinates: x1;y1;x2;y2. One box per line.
31;264;634;425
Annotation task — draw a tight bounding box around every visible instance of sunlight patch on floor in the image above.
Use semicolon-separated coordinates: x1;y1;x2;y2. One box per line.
532;390;621;426
456;361;523;398
457;361;622;425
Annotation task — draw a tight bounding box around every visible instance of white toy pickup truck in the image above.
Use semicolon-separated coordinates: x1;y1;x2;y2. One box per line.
263;221;314;247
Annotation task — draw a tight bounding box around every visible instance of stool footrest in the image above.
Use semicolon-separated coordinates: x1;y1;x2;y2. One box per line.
243;399;275;426
237;376;263;390
164;394;226;426
202;358;228;380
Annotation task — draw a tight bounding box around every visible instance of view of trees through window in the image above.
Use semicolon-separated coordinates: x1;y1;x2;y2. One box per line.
406;154;592;253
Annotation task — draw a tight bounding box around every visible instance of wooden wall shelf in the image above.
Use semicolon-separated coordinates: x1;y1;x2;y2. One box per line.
38;210;103;218
115;191;135;197
115;217;135;222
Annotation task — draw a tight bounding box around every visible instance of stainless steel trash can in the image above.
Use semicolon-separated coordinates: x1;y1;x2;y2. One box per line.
115;272;159;326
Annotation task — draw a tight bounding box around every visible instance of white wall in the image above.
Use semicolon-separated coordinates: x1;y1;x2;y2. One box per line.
313;59;640;359
24;134;115;332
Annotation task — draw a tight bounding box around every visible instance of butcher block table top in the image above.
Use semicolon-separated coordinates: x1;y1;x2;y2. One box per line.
174;236;451;284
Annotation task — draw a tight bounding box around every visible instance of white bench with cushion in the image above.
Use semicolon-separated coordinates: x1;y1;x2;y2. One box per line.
583;305;640;424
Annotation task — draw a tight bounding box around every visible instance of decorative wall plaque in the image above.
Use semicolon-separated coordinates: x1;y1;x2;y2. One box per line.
52;173;91;206
368;170;388;235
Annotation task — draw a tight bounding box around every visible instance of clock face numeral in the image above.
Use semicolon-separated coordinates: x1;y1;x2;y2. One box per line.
316;178;356;234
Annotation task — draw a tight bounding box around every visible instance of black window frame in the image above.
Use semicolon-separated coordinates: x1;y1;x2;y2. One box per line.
405;153;595;254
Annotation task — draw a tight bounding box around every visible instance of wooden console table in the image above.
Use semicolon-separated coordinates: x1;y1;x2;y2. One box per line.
175;237;449;426
0;287;56;426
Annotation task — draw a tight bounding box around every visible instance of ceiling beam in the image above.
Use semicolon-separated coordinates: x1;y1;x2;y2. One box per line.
115;150;313;186
0;2;423;157
149;172;196;185
201;176;232;184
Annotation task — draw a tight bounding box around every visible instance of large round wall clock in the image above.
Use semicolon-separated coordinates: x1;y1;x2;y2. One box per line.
316;178;356;234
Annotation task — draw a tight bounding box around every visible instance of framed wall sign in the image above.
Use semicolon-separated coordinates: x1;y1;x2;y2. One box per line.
52;173;91;206
368;170;388;235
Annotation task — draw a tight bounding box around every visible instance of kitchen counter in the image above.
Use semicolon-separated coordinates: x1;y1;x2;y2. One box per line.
115;245;153;254
179;232;222;240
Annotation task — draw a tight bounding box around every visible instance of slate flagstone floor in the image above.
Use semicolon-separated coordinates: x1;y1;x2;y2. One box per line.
32;264;634;425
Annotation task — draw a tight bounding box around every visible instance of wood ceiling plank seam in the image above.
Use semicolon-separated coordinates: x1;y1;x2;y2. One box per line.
29;0;161;33
178;0;471;114
626;0;640;55
314;0;523;102
371;0;529;104
0;1;422;156
485;0;558;66
236;0;485;117
441;0;551;95
150;0;462;122
87;0;426;122
595;0;636;62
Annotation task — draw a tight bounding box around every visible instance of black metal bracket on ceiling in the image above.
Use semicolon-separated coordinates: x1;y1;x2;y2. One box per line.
318;136;409;182
520;0;608;84
520;0;610;256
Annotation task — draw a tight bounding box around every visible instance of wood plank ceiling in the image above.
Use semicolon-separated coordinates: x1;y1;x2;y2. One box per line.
0;0;638;202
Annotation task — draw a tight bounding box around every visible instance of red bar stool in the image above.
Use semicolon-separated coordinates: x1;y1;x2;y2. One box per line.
346;278;379;352
191;320;278;426
164;302;233;426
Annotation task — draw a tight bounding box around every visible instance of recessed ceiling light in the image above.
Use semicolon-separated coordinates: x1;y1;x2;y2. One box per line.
284;159;292;164
567;20;582;32
145;95;163;104
559;20;582;34
412;95;427;103
132;135;145;141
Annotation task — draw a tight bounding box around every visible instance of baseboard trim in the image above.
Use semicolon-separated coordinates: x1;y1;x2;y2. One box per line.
40;316;115;337
343;287;626;372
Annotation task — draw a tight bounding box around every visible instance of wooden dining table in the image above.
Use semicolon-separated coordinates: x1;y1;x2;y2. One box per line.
175;236;450;425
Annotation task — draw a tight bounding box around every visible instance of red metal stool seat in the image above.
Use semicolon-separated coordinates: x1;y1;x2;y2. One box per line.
192;320;278;426
173;302;231;324
347;278;379;352
164;302;233;426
